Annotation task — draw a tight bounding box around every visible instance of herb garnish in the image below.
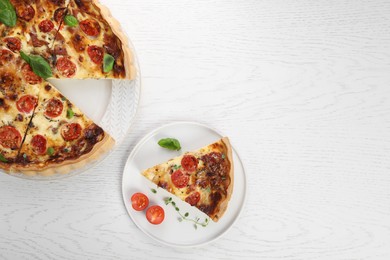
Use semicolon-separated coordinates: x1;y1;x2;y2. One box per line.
0;153;8;163
172;164;181;170
64;15;78;27
103;53;115;73
151;188;157;194
47;147;55;156
0;0;17;27
158;138;181;151
66;108;74;119
164;197;209;229
20;51;53;79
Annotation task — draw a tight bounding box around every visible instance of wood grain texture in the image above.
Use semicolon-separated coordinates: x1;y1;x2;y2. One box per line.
1;0;390;259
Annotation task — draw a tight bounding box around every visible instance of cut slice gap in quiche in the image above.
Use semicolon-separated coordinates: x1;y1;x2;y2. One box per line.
14;80;114;176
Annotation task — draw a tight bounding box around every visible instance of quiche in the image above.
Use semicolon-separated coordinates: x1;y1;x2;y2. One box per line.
142;137;234;222
0;0;133;175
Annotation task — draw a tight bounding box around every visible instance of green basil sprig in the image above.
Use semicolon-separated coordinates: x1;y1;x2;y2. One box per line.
46;147;55;156
67;108;74;119
20;51;52;79
0;153;8;163
0;0;17;27
64;15;78;27
103;53;115;73
158;138;181;151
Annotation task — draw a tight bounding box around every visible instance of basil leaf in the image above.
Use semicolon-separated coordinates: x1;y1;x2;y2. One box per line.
47;147;55;156
20;51;52;79
64;15;78;27
158;138;181;151
103;53;115;73
67;108;74;119
20;51;30;63
0;0;16;27
0;153;8;163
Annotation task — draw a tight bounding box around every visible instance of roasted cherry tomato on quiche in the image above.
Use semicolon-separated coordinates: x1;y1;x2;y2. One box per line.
146;205;165;225
181;154;198;172
16;95;38;114
87;45;104;64
80;19;101;37
0;125;22;149
56;57;77;78
31;134;47;155
4;37;21;53
61;123;82;141
131;192;149;211
39;19;54;32
171;169;190;188
22;64;42;85
185;191;201;206
44;98;63;118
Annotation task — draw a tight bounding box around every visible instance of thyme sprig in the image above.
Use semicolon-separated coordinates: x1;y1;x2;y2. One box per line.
164;197;209;229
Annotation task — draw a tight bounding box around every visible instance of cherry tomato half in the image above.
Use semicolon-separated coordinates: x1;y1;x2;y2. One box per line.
131;192;149;211
146;205;165;225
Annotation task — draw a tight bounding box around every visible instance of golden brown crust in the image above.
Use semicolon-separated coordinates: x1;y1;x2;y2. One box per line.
10;133;115;176
211;137;234;222
0;162;11;173
92;0;136;80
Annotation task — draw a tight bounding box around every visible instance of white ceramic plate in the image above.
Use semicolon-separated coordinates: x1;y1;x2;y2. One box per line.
6;42;141;180
122;121;247;247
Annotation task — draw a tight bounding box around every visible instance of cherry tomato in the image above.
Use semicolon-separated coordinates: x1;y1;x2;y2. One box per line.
146;205;165;225
16;95;37;114
44;98;63;118
80;19;101;37
54;7;67;23
31;135;47;155
16;5;35;21
0;125;22;149
171;169;189;188
131;192;149;211
4;37;21;52
0;49;13;65
22;64;42;85
61;123;82;141
87;45;104;64
56;57;77;78
39;19;54;32
181;155;198;172
185;191;200;206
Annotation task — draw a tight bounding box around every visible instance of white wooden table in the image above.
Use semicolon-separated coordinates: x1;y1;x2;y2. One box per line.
1;0;390;259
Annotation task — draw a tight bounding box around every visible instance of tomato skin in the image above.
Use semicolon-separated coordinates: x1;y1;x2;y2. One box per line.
80;19;101;37
146;205;165;225
39;19;54;32
22;64;42;85
87;45;104;64
0;125;22;149
31;134;47;155
185;191;201;206
171;169;189;188
44;98;63;118
61;123;82;141
4;37;21;52
131;193;149;211
56;57;77;78
16;95;37;114
181;155;198;172
0;49;13;65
